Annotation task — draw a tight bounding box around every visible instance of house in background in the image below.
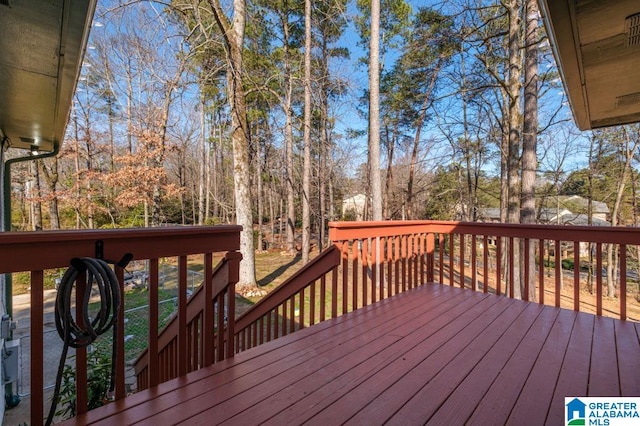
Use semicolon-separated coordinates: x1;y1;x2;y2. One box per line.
342;194;367;221
479;200;611;257
478;195;611;227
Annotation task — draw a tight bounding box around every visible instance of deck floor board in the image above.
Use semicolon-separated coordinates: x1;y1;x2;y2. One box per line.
62;284;640;426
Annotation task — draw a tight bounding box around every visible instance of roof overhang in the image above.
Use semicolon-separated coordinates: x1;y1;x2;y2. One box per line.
539;0;640;130
0;0;97;153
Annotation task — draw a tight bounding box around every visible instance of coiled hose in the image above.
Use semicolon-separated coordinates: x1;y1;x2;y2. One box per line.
46;257;121;426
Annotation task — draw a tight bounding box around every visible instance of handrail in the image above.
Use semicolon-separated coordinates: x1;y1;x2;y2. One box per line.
330;220;640;321
4;220;639;425
0;225;241;426
235;246;341;334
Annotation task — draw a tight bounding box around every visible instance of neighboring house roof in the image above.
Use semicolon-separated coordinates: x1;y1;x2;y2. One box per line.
557;195;610;215
478;207;611;226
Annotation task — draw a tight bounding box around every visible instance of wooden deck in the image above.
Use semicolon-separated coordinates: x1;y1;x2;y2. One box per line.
65;283;640;425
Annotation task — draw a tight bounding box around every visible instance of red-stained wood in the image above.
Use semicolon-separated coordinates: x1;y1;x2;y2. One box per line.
507;308;576;425
555;239;561;307
148;259;160;387
178;256;188;377
61;284;640;426
353;297;518;425
471;234;477;291
614;319;640;395
482;235;488;293
508;237;514;298
203;253;213;368
546;312;595;424
30;271;44;426
589;316;620;396
524;238;530;300
620;245;627;320
596;243;603;315
71;286;452;425
427;302;546;426
496;237;502;296
574;241;580;311
466;305;561;425
539;239;545;304
75;271;88;414
459;234;465;289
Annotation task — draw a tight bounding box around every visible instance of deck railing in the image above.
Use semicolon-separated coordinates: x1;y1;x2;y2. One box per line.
232;220;639;359
329;220;640;321
4;220;640;424
0;226;241;426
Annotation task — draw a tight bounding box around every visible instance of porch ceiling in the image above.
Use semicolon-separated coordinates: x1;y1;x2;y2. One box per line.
0;0;96;152
540;0;640;130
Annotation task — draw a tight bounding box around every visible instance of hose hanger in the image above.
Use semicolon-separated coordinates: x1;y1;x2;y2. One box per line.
46;245;132;425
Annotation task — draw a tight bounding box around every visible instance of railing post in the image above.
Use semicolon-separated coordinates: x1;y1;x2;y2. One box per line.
225;251;242;359
30;271;44;426
203;252;214;367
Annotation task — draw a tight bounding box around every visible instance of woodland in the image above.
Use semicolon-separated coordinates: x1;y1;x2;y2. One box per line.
8;0;640;289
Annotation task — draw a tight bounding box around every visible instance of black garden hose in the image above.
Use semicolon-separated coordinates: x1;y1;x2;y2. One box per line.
46;257;121;426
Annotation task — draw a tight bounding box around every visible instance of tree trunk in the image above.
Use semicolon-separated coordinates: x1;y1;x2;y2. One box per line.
369;0;382;221
282;12;296;255
406;61;441;220
39;157;61;230
607;128;640;297
198;97;206;225
506;0;523;298
30;161;43;231
257;127;264;252
211;0;257;288
302;0;312;264
520;0;539;301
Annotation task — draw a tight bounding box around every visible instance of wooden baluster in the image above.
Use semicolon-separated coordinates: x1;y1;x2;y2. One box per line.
573;241;580;311
31;271;44;426
471;235;477;291
362;238;368;306
460;234;465;289
178;256;188;376
395;236;401;294
352;241;359;310
596;243;603;316
620;244;627;320
342;242;348;315
203;253;213;368
555;240;561;307
448;235;454;287
508;237;514;298
524;238;530;301
539;239;545;305
149;258;160;386
482;235;489;293
331;264;338;318
496;237;502;296
76;270;88;413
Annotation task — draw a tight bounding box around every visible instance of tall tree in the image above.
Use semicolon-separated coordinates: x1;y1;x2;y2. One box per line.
210;0;257;289
520;0;539;300
175;0;258;288
302;0;312;262
369;0;383;221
